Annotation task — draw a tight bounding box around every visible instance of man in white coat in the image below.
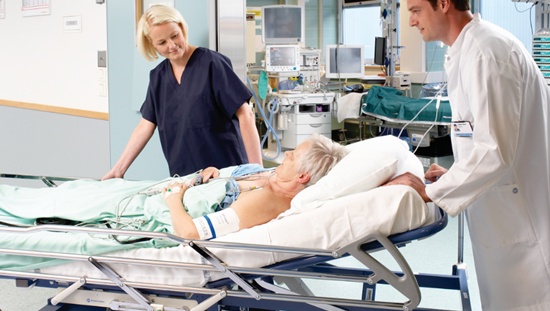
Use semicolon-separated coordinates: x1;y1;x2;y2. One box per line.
385;0;550;310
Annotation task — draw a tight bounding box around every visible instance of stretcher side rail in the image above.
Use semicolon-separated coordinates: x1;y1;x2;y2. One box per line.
0;225;334;256
0;223;428;285
0;239;424;287
0;248;357;283
0;218;442;311
0;173;98;188
358;113;452;126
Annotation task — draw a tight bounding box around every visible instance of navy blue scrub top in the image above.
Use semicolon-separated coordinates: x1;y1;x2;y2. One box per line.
140;47;253;176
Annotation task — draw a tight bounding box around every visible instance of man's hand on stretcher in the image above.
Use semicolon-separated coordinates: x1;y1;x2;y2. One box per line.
192;167;220;185
102;168;124;181
382;164;448;203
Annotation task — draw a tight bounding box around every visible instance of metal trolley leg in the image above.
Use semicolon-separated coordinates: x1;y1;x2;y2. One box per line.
453;212;472;311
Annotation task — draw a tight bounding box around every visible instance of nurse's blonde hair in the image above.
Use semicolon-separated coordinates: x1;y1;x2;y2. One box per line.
297;134;349;188
136;5;189;61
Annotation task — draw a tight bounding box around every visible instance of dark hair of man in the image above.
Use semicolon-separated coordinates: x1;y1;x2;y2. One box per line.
426;0;470;12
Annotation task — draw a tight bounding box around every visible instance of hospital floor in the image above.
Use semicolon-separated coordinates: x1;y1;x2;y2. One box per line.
0;213;481;311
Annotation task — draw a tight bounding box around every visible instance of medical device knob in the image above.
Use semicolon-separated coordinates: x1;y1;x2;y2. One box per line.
366;276;375;285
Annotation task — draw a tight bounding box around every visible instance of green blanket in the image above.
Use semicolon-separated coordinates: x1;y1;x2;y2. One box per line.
0;166;236;271
362;86;452;123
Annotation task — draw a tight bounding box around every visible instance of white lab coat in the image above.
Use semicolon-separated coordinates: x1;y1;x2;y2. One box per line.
425;14;550;311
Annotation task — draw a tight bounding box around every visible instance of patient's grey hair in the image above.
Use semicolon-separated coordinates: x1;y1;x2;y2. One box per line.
297;134;349;187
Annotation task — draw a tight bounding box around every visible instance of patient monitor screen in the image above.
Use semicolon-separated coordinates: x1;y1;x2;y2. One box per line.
263;6;303;43
266;45;300;73
328;47;363;75
268;46;296;67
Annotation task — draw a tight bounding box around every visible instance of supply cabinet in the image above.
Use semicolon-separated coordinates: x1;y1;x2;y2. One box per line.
533;31;550;85
265;92;335;150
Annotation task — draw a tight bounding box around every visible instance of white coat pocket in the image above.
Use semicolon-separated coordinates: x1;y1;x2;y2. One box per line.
469;184;535;248
453;135;474;163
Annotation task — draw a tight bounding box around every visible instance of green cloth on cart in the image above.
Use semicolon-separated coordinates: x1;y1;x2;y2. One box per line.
362;86;452;123
0;166;237;271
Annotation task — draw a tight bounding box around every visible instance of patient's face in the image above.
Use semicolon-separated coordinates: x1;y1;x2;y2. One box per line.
276;140;311;182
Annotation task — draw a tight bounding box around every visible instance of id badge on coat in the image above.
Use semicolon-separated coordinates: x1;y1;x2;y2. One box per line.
452;121;473;137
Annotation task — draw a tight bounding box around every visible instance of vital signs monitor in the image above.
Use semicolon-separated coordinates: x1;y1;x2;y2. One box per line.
324;45;365;79
265;45;300;74
262;5;304;44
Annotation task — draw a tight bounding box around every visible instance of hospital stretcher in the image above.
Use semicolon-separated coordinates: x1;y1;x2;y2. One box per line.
335;86;452;145
359;86;451;141
0;173;471;311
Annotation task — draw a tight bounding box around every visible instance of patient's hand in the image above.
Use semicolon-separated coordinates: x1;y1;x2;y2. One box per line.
382;172;431;203
163;181;188;204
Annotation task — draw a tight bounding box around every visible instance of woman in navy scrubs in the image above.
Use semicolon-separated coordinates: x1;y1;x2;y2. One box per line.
102;5;261;180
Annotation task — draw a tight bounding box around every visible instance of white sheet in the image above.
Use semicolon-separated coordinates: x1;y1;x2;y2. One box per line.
41;185;431;288
337;92;363;122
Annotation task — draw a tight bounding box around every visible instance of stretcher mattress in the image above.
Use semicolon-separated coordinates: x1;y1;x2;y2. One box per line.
40;185;432;287
362;86;452;124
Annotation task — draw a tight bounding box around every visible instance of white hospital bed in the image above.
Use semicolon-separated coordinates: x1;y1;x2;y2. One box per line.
0;136;471;311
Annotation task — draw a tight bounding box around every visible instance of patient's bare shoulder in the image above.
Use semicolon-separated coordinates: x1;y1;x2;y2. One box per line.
230;187;291;230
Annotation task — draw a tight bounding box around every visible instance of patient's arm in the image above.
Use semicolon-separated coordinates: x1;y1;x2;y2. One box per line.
163;182;200;240
165;181;291;239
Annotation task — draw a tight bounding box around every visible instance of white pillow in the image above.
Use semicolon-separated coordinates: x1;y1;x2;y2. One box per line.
346;135;425;181
279;135;424;219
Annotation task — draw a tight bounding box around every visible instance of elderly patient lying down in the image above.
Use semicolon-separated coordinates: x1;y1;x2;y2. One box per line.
163;134;348;240
0;134;348;270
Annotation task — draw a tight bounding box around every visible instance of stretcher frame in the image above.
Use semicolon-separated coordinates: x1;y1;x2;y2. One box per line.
341;109;469;311
0;174;471;311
